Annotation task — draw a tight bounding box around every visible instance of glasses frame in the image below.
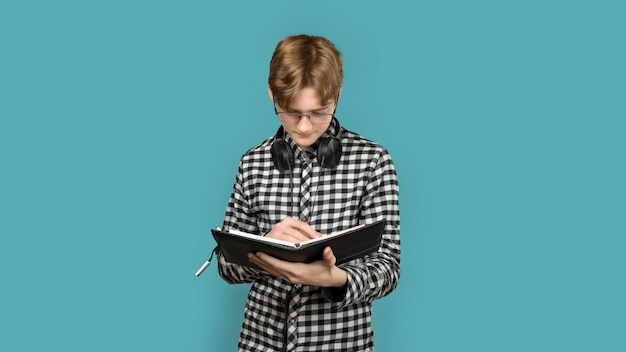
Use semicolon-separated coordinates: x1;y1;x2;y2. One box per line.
273;100;338;125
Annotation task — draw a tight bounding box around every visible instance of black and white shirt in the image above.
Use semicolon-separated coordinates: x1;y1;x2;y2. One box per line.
217;123;401;352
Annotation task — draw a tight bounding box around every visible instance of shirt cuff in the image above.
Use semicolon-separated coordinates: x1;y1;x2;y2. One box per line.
321;286;348;302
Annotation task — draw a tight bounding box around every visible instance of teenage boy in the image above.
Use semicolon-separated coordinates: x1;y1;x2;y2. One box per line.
217;34;401;352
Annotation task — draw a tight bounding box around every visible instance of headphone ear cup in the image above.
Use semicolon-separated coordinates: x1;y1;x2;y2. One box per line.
317;118;343;169
317;136;342;169
271;139;294;171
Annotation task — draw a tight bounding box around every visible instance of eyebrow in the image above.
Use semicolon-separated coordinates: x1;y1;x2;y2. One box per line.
288;105;331;113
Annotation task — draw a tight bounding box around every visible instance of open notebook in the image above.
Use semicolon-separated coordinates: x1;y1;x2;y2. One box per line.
212;220;385;268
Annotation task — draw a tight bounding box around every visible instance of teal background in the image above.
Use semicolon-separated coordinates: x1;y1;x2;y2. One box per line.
1;0;624;351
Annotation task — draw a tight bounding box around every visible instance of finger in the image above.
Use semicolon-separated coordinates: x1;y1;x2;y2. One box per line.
285;228;314;242
249;252;289;273
248;252;281;276
253;251;286;268
270;219;321;242
272;228;310;243
290;221;322;239
322;246;337;266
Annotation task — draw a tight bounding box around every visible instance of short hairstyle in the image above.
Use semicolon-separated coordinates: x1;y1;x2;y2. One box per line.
269;34;343;110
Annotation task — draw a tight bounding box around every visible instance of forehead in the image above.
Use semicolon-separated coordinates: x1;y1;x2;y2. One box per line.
288;87;327;111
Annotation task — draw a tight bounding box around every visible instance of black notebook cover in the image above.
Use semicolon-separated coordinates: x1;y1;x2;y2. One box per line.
212;220;385;268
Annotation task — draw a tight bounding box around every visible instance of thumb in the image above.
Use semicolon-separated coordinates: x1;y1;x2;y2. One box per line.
322;246;337;266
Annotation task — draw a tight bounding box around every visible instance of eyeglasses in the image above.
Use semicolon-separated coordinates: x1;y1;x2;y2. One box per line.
274;105;335;125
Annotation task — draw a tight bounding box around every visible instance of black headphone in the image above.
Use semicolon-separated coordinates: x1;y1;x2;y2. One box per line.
271;117;343;171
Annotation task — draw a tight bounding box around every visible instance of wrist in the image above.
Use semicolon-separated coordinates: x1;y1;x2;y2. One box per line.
329;267;348;288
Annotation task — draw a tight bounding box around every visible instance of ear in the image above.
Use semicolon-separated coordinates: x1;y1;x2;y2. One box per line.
267;85;274;102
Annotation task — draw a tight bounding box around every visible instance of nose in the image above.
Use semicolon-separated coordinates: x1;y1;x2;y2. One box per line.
296;115;313;132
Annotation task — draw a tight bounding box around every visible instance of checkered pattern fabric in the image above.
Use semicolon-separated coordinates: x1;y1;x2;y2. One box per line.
217;123;401;352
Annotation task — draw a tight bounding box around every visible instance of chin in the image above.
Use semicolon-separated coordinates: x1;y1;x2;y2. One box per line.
295;142;314;150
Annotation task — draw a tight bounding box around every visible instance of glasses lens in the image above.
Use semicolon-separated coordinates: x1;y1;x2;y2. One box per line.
310;114;332;124
278;112;332;125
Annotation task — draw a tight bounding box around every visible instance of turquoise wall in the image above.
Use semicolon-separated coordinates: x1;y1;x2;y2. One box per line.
1;1;624;351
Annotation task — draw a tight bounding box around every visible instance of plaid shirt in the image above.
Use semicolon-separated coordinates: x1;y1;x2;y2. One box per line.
217;123;400;352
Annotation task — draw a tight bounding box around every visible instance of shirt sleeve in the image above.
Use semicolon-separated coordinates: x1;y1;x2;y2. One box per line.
216;161;273;284
322;149;401;306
